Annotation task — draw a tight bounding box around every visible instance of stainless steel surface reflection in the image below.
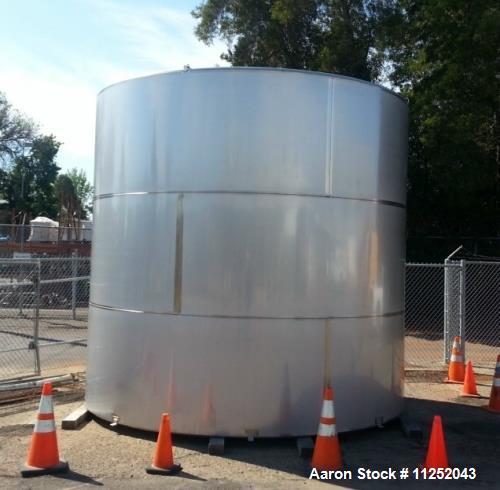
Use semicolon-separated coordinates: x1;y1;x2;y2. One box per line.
87;67;408;436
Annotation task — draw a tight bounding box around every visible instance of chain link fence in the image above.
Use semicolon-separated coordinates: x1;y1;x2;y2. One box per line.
462;261;500;369
0;255;498;381
37;256;90;377
406;260;499;372
0;260;39;379
404;263;446;370
0;255;89;381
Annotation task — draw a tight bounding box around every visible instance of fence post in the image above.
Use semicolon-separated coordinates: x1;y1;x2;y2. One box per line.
459;259;466;359
443;259;449;363
20;222;25;253
17;258;26;319
71;250;78;320
33;260;41;376
442;246;464;364
17;273;24;318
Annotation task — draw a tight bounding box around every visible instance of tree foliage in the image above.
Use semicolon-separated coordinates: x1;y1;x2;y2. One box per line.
0;135;61;222
1;91;62;223
56;168;93;220
193;0;389;80
0;92;94;225
0;91;36;164
194;0;500;258
386;0;500;244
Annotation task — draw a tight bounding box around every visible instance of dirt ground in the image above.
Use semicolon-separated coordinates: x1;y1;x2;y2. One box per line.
404;336;498;372
0;371;498;490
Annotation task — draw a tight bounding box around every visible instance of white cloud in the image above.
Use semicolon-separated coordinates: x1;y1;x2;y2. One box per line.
0;0;229;182
91;0;229;71
0;48;97;177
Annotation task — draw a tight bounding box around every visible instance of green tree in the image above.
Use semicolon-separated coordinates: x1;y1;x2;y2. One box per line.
54;173;76;217
55;168;93;220
0;92;62;223
194;0;500;259
66;168;93;219
0;135;61;222
193;0;390;81
0;91;36;164
384;0;500;256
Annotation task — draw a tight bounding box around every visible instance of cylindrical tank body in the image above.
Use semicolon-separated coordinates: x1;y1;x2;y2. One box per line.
86;68;408;436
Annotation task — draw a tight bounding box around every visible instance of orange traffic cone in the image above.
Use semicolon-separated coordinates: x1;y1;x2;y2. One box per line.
146;413;182;475
444;336;465;383
310;386;342;471
460;361;480;397
423;416;449;469
21;382;69;477
484;355;500;413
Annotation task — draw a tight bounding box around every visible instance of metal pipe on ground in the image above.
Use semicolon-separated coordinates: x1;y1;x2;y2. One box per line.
0;374;76;392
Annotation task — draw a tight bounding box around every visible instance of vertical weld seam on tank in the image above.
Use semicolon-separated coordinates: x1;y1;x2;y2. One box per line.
173;193;184;313
323;319;333;387
324;78;335;195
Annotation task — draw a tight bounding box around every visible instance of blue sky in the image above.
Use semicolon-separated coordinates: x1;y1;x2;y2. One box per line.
0;0;228;183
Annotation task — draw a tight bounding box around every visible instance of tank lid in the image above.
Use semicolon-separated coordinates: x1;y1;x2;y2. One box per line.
98;66;407;103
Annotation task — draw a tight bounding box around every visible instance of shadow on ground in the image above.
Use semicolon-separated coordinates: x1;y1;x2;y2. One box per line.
51;469;103;486
94;395;499;488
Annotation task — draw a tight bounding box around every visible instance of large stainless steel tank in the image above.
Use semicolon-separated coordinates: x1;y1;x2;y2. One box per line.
86;67;408;436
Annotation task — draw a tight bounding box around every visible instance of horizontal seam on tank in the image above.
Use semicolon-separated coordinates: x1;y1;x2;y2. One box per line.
89;302;404;320
93;190;406;209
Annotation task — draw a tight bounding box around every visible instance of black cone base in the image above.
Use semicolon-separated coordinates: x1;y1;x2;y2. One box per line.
146;463;182;475
21;460;69;478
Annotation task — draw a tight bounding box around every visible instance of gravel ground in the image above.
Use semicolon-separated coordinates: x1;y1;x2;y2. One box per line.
0;371;498;489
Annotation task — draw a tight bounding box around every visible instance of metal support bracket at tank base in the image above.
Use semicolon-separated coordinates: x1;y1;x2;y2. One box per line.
375;416;385;428
208;437;225;455
110;414;120;427
296;437;314;458
244;429;259;442
399;414;423;441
